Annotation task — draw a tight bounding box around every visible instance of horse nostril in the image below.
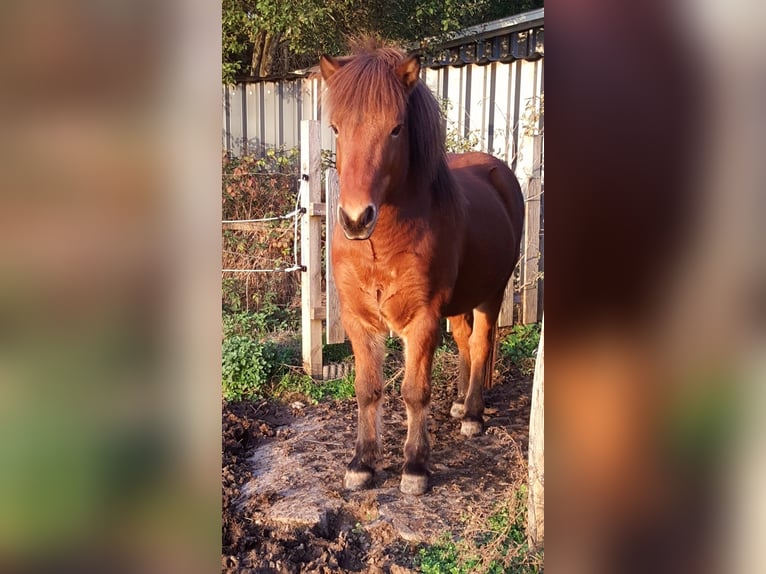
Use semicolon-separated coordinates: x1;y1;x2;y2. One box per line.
359;205;376;228
338;204;377;239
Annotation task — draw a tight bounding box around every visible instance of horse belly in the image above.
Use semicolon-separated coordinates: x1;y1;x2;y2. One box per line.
442;257;513;317
443;190;517;316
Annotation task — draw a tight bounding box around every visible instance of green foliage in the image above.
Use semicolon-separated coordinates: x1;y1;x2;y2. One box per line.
314;375;356;402
222;296;296;335
222;306;298;402
223;0;545;79
445;127;482;154
220;314;358;404
500;323;541;375
323;342;354;364
222;0;257;83
223;299;296;335
419;534;472;574
222;335;289;401
417;486;543;574
275;371;356;404
321;149;337;171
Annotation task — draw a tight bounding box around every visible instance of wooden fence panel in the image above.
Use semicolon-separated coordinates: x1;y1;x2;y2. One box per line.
498;277;516;328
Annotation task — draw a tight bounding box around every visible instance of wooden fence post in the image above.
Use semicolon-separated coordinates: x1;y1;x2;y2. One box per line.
301;120;323;377
325;168;346;344
527;316;544;550
522;134;543;324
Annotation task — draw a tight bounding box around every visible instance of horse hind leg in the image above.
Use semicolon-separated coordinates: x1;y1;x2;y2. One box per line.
461;292;504;437
448;312;473;419
344;327;386;490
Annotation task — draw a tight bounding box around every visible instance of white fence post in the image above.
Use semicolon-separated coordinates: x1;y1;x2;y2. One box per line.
300;120;323;377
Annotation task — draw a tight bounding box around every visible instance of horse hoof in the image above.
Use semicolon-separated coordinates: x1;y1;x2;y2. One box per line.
400;473;428;496
460;420;483;437
344;469;373;490
450;402;465;418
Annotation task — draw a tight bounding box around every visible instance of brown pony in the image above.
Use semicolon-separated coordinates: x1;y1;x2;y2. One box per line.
320;41;524;496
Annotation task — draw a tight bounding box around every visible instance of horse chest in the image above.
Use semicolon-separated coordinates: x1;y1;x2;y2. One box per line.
349;253;430;329
391;260;440;319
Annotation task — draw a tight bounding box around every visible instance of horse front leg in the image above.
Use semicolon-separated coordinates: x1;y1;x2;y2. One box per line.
399;314;440;495
344;323;386;490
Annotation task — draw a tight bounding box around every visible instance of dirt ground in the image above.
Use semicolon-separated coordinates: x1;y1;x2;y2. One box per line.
222;371;532;573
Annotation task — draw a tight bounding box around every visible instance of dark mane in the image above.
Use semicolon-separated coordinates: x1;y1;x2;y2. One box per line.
323;39;463;213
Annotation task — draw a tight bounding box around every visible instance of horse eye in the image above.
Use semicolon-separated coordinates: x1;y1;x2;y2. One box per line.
330;124;338;135
391;124;403;137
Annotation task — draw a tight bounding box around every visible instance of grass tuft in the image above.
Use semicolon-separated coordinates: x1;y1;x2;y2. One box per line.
499;323;541;376
417;447;543;574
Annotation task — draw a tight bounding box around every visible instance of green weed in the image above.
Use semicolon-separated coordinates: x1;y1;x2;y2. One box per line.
419;534;474;574
223;300;296;337
275;370;356;404
222;305;299;402
323;341;354;364
417;485;543;574
222;336;290;402
499;323;541;376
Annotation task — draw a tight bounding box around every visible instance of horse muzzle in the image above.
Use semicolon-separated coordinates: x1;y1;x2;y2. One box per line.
338;204;378;240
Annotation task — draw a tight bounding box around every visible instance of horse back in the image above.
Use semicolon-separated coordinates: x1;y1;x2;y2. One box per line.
448;152;523;239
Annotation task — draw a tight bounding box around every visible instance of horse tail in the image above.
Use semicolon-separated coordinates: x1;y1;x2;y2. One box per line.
483;321;498;390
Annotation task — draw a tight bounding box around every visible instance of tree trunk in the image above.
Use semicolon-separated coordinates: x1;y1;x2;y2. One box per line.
527;316;544;550
250;31;282;77
259;33;274;77
262;31;282;77
250;31;266;77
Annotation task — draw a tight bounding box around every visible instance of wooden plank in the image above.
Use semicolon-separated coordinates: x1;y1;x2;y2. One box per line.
322;362;351;381
325;168;345;344
522;134;542;324
498;276;515;327
310;307;326;321
526;316;544;549
301;120;323;377
308;202;326;217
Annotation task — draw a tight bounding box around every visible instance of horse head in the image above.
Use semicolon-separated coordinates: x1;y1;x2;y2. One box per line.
320;52;420;240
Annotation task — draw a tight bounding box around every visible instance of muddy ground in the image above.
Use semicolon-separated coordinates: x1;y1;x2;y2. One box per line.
222;371;532;573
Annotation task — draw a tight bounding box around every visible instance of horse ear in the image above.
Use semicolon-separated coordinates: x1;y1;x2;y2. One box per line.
319;55;342;80
396;56;421;90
